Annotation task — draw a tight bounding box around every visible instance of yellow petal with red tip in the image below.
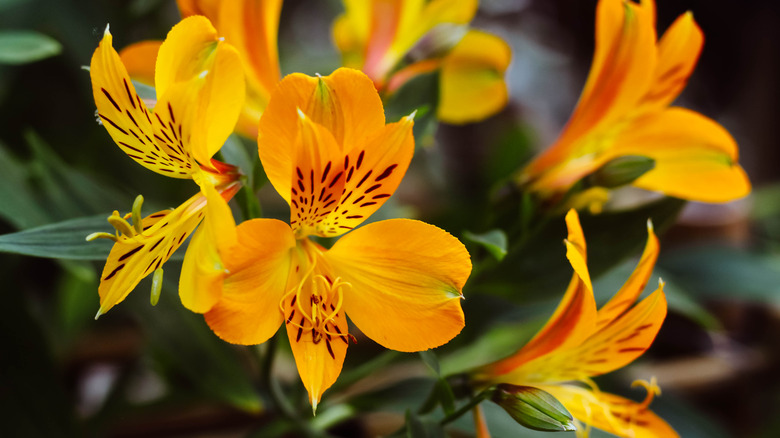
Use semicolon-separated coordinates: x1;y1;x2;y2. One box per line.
258;68;386;205
97;192;207;316
325;219;471;352
204;219;296;345
641;11;703;111
154;16;245;167
596;220;659;329
437;30;511;124
90;28;193;179
118;40;161;86
542;384;679;438
179;183;238;313
611;108;751;202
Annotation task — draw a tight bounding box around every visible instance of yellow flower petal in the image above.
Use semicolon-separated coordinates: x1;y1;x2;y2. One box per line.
324;219;471;352
257;68;386;206
540;286;667;382
542;384;679;438
176;0;220;19
282;248;350;410
564;209;592;294
97;191;208;316
641;11;703;111
118;40;161;86
595;219;659;329
204;219;296;345
90;28;193;179
179;183;238;313
154;16;246;167
611;108;751;202
437;30;511;124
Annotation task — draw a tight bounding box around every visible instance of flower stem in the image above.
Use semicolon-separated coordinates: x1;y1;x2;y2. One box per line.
258;335;298;421
439;387;495;426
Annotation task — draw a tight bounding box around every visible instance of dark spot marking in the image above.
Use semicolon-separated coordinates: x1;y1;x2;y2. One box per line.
326;339;335;359
149;237;164;252
99;114;128;135
375;164;397;182
103;264;125;281
360;201;377;207
373;193;391;199
101;88;121;111
356;170;372;188
329;171;343;188
118;142;143;154
365;183;381;194
321;161;331;183
356;150;365;169
123;79;136;108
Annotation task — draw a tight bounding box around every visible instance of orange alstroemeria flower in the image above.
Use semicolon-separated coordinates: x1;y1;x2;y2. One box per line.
120;0;282;138
181;68;472;411
333;0;511;124
88;16;245;316
471;209;676;437
519;0;750;206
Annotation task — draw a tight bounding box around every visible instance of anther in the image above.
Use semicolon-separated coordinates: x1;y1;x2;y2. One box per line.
131;194;144;234
150;268;163;306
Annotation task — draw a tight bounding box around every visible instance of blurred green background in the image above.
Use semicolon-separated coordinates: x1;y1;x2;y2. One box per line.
1;0;779;436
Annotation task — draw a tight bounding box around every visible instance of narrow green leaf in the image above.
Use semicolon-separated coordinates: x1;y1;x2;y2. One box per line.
406;411;446;438
0;142;49;228
0;215;113;259
0;31;61;64
464;229;508;261
419;350;441;376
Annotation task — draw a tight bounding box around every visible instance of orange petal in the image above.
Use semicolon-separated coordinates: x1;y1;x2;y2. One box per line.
595;220;659;329
324;219;471;352
612;107;751;202
176;0;220;19
97;192;207;316
641;11;703;111
437;30;511;124
546;285;667;381
179;183;239;313
542;384;679;438
204;219;296;345
475;211;597;381
155;16;246;166
564;209;592;294
525;0;657;178
90;27;192;179
257;68;385;205
118;40;161;86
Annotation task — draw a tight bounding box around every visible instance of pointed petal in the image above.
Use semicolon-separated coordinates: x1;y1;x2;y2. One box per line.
118;40;161;86
90;28;191;179
324;219;471;352
542;384;679;438
257;68;385;204
564;209;592;293
596;220;659;329
332;0;370;69
179;183;239;313
437;29;511;124
525;0;656;177
204;219;296;345
282;249;349;409
155;16;245;166
97;192;207;315
611;107;751;202
534;286;667;382
219;0;282;113
641;12;703;110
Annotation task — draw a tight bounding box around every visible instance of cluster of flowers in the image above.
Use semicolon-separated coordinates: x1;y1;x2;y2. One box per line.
87;0;749;436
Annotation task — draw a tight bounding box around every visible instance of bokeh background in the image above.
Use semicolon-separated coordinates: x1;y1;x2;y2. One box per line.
1;0;779;436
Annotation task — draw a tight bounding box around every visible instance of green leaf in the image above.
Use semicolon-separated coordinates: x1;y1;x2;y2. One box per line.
491;384;575;432
464;229;508;261
0;31;61;64
419;350;441;376
0;214;113;259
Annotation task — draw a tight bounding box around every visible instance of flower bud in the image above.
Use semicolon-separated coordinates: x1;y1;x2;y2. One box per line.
491;384;576;432
588;155;655;188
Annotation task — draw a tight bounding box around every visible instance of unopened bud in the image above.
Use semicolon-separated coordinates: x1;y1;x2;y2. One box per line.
492;384;575;432
589;155;655;189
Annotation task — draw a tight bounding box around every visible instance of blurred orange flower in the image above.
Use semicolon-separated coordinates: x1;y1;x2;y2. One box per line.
519;0;750;207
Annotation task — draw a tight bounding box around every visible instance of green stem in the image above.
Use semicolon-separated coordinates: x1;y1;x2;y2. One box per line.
439;387;495;426
258;335;298;422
